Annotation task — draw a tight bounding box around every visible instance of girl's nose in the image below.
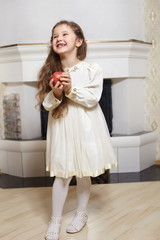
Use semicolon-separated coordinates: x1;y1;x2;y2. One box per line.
57;35;62;41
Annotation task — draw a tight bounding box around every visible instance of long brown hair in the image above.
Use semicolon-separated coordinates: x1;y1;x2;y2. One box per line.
36;20;87;118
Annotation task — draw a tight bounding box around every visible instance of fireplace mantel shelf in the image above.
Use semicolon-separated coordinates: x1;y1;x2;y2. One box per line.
0;40;152;49
0;40;151;82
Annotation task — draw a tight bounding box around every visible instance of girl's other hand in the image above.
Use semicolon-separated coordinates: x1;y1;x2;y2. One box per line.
49;78;63;100
60;72;72;95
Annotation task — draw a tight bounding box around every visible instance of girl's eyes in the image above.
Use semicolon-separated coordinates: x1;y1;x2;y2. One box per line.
53;33;69;39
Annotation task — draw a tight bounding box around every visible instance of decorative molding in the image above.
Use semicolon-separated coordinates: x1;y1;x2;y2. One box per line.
87;41;151;59
0;139;46;152
0;44;50;63
0;41;151;63
0;41;151;81
0;40;151;49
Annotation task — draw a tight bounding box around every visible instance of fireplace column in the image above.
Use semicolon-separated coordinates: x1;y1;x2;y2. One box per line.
112;77;145;135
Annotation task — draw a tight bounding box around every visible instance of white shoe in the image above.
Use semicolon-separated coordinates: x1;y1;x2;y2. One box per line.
44;216;61;240
66;211;88;233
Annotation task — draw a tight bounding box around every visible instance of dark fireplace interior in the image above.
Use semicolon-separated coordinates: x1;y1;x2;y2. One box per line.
40;79;113;139
99;79;112;135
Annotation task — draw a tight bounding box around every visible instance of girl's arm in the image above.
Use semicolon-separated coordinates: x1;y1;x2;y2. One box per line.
65;63;103;108
42;78;63;111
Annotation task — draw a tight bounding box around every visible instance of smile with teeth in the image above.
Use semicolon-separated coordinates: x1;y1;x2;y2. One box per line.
57;42;67;48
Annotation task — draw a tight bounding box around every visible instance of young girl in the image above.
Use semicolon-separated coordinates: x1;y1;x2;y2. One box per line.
37;20;117;240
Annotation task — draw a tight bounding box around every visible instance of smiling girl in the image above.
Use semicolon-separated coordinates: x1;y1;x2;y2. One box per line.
37;20;117;240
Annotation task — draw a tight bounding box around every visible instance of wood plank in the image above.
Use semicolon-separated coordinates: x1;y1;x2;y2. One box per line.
0;182;160;240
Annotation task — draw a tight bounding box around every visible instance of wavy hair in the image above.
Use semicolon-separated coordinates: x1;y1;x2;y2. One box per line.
36;20;87;118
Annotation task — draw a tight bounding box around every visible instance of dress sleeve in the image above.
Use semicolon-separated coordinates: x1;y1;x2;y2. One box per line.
42;90;62;111
65;63;103;108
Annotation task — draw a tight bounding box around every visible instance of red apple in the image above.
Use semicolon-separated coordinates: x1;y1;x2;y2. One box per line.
51;72;63;86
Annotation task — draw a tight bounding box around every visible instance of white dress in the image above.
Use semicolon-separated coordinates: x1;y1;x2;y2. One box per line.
43;61;117;178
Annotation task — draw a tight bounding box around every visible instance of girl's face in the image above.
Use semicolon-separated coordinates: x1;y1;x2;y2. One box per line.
52;24;83;57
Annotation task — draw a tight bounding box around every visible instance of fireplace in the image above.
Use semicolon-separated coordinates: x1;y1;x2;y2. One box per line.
0;41;157;177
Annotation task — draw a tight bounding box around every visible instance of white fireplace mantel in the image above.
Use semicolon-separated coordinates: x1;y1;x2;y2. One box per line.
0;40;151;82
0;40;156;177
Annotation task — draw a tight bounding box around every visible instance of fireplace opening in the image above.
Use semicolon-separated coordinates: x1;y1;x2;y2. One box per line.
99;79;112;135
40;104;48;139
40;79;113;139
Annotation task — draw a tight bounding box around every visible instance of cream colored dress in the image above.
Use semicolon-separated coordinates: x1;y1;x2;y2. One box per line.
43;61;117;178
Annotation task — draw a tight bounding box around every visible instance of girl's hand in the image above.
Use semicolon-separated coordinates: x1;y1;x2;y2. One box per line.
60;72;72;95
49;78;63;100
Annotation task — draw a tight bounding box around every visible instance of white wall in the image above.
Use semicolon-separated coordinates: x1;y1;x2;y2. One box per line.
0;0;146;46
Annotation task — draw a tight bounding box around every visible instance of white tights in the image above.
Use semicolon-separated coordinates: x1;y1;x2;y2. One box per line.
52;176;91;218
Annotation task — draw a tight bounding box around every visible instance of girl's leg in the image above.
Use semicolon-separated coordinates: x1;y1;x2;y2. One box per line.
45;177;72;240
76;176;91;212
66;177;91;233
52;177;72;217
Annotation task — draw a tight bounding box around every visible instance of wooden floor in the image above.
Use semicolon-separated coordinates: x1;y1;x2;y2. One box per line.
0;182;160;240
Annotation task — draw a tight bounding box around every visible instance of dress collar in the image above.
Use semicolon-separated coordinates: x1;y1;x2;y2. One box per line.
64;61;84;73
